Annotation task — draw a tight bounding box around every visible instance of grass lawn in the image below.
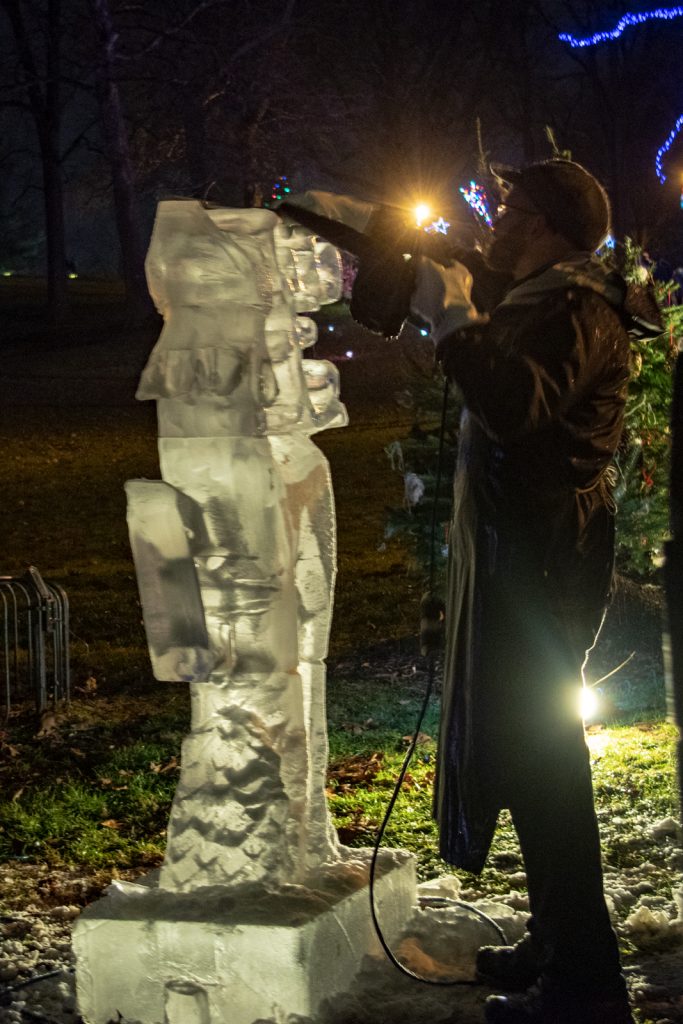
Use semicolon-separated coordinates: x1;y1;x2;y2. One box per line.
0;289;678;919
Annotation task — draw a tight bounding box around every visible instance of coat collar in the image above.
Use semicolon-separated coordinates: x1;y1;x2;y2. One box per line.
500;254;625;312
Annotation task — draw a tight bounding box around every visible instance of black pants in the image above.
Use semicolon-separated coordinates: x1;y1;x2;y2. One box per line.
507;738;624;993
477;555;624;993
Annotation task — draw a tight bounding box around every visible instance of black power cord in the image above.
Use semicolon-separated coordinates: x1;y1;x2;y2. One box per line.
368;377;508;985
1;966;76;1024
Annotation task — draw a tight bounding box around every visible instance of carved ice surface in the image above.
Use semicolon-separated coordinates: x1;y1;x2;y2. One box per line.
128;201;348;890
74;201;417;1024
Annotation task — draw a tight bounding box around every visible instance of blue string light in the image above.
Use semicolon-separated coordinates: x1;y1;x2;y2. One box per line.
558;8;683;184
459;182;493;228
558;6;683;47
597;233;616;252
656;111;683;182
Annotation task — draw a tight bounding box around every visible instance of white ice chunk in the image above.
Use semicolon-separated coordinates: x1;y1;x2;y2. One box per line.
125;480;214;683
73;851;416;1024
314;240;343;305
295;316;319;350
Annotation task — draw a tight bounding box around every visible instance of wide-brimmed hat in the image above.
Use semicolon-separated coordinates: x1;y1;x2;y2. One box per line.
492;159;611;251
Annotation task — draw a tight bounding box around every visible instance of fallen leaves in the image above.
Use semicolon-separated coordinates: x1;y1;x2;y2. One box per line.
401;731;432;747
328;751;384;792
75;675;98;695
338;718;379;735
149;756;179;774
98;777;128;791
35;712;60;738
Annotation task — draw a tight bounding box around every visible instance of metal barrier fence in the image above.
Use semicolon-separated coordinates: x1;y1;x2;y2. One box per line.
0;567;70;716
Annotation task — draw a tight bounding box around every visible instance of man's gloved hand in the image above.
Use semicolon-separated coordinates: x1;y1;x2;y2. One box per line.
411;257;488;344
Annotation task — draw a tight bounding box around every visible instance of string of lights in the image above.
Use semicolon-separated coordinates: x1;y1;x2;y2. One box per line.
558;5;683;47
558;7;683;185
458;182;493;227
656;112;683;183
267;175;292;205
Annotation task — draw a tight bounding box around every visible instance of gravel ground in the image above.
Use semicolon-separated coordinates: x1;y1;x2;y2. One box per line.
2;842;683;1024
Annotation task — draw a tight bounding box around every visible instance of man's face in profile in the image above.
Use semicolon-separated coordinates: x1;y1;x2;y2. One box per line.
484;187;543;275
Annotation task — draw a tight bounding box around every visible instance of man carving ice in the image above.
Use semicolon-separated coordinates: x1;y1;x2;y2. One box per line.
411;160;635;1024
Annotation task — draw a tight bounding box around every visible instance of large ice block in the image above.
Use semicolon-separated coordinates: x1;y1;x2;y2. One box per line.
80;202;418;1024
125;202;351;890
73;850;416;1024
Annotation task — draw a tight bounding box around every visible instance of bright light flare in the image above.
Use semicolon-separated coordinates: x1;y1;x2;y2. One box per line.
580;686;600;721
414;203;431;227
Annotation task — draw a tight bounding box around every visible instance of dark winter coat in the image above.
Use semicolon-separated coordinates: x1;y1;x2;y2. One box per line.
434;255;632;873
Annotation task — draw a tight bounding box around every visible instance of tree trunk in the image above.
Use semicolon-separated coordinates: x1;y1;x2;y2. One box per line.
90;0;150;317
2;0;68;323
182;94;212;198
44;0;67;322
240;98;269;208
42;137;68;323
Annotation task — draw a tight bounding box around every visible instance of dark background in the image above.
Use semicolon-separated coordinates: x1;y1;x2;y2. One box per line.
2;0;683;319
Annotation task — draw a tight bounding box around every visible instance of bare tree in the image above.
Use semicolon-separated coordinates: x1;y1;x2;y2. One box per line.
88;0;149;315
1;0;68;321
530;0;683;244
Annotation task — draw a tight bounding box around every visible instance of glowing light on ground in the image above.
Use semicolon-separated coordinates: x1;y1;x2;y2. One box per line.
581;686;600;722
558;6;683;47
585;727;612;757
345;350;354;358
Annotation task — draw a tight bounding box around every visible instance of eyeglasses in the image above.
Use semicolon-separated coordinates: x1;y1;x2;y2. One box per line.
494;201;541;221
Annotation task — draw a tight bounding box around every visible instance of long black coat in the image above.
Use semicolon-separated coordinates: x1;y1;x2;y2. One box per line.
434;256;632;873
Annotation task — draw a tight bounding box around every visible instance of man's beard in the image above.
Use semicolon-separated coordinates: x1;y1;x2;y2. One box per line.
483;232;520;274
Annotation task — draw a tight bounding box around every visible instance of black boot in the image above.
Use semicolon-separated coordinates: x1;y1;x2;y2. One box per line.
476;934;542;991
484;978;634;1024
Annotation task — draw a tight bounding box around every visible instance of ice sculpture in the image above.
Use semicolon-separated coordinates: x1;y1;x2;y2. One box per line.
73;201;416;1024
128;202;349;889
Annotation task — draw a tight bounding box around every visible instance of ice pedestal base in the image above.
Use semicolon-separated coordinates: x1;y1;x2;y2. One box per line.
73;849;416;1024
